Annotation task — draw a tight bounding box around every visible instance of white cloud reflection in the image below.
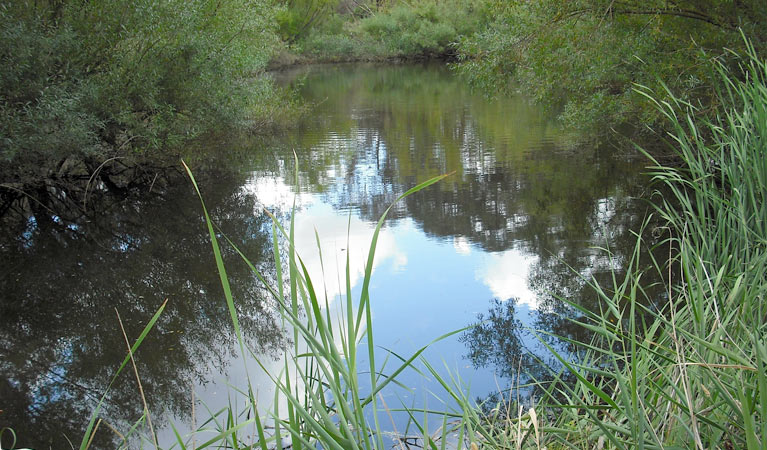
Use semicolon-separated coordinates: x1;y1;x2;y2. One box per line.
475;250;539;309
292;204;406;302
244;173;313;207
243;174;406;303
452;236;472;255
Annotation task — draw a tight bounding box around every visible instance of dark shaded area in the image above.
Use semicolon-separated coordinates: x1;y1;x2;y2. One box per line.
0;0;278;223
0;166;285;449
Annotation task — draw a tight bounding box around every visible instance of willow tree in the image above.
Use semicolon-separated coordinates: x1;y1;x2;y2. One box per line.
276;0;342;42
0;0;279;217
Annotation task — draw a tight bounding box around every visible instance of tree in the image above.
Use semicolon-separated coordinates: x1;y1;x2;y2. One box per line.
0;0;280;217
276;0;341;42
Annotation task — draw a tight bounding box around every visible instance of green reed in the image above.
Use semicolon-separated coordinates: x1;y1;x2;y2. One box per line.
79;38;766;450
177;160;473;450
515;39;767;449
396;38;767;450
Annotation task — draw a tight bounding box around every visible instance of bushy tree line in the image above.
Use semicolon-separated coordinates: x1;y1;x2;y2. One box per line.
276;0;766;139
455;0;767;135
275;0;491;62
6;0;763;215
0;0;281;214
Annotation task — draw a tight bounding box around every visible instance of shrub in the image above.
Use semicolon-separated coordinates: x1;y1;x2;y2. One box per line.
527;40;767;449
356;1;481;58
296;0;489;61
456;0;767;136
0;0;284;212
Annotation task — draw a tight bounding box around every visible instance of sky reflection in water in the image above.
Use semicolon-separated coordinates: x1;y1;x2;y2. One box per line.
229;62;652;427
0;63;654;448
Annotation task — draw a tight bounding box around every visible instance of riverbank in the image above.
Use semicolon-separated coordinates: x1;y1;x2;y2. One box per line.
528;42;767;448
267;48;451;71
3;63;648;449
2;2;765;447
276;0;766;141
5;0;763;224
0;1;303;222
268;0;487;68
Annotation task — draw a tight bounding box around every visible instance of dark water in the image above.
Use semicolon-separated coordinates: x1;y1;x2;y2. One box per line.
0;63;654;448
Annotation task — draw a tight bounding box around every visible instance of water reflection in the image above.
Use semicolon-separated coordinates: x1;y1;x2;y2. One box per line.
0;63;656;447
243;173;408;303
266;63;658;407
461;298;539;380
0;170;284;449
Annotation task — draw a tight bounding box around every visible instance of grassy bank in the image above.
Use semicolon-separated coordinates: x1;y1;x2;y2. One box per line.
511;41;767;448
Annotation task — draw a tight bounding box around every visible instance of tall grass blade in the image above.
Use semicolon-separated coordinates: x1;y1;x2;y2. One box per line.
80;299;167;450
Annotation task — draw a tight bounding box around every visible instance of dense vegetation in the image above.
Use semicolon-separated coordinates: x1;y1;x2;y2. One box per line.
0;0;293;218
3;0;765;218
2;0;766;447
279;0;766;136
68;47;765;449
524;42;767;449
456;0;767;134
286;0;490;62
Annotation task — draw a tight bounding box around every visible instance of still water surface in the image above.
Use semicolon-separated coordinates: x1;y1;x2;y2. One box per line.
0;63;652;448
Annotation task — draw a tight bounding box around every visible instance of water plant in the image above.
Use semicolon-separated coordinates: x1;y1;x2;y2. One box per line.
172;161;487;449
511;39;767;449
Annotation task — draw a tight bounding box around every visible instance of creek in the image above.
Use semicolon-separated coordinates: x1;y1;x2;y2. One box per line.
0;63;655;449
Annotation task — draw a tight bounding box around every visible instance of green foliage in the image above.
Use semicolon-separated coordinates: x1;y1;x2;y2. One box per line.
73;49;767;448
299;26;389;61
0;0;282;202
297;0;490;61
276;0;340;42
181;162;462;449
359;3;454;56
0;13;102;164
520;41;767;449
456;0;767;135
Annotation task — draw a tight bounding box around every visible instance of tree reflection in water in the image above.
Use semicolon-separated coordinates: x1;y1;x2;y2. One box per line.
459;186;667;405
0;63;665;447
269;63;663;409
0;167;285;449
461;298;537;380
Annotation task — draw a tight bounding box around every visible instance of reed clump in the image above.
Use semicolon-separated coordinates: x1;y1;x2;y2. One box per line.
507;40;767;449
176;162;550;449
